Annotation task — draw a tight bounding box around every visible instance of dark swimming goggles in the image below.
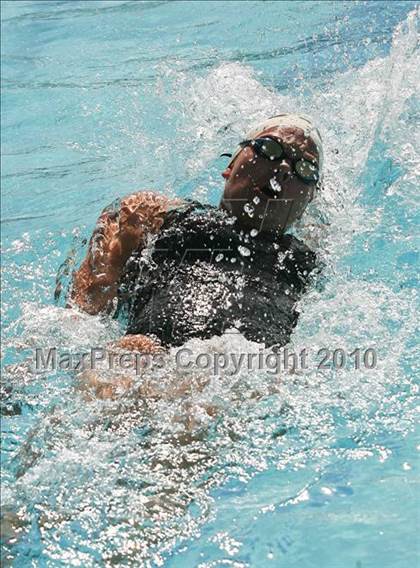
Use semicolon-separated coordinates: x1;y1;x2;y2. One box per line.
222;136;319;183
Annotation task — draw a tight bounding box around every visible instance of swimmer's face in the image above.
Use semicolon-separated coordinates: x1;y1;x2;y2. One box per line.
221;126;320;233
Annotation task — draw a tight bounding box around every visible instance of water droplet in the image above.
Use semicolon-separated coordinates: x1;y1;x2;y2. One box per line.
238;245;251;257
269;177;282;194
244;203;254;218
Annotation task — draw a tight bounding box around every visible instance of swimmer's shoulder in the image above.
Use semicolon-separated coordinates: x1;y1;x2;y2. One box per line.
99;190;186;234
105;189;184;218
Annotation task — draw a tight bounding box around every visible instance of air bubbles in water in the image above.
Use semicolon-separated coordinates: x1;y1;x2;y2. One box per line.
243;203;255;218
238;245;251;257
269;177;282;194
253;196;260;204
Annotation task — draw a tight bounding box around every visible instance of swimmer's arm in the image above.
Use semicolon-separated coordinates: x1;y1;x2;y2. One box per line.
70;191;182;315
110;334;164;353
78;334;164;400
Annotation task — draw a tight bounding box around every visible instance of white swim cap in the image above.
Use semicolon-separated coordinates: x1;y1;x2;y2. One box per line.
237;113;324;173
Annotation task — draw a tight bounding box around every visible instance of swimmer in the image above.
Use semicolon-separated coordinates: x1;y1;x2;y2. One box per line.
68;114;323;354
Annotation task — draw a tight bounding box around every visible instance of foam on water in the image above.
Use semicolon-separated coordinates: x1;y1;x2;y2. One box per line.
1;6;419;567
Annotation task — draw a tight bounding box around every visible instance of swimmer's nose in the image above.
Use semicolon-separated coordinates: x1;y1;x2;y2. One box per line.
275;160;293;182
222;167;232;180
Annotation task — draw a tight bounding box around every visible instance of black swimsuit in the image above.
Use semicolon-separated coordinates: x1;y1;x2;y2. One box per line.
117;201;317;348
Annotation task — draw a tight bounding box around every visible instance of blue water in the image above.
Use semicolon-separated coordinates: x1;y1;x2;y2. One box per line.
1;1;419;566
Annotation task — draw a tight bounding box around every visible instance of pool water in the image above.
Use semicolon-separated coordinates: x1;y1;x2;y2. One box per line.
1;1;419;566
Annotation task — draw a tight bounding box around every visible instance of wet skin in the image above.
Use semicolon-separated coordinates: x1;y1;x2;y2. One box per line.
221;125;320;233
71;124;320;320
